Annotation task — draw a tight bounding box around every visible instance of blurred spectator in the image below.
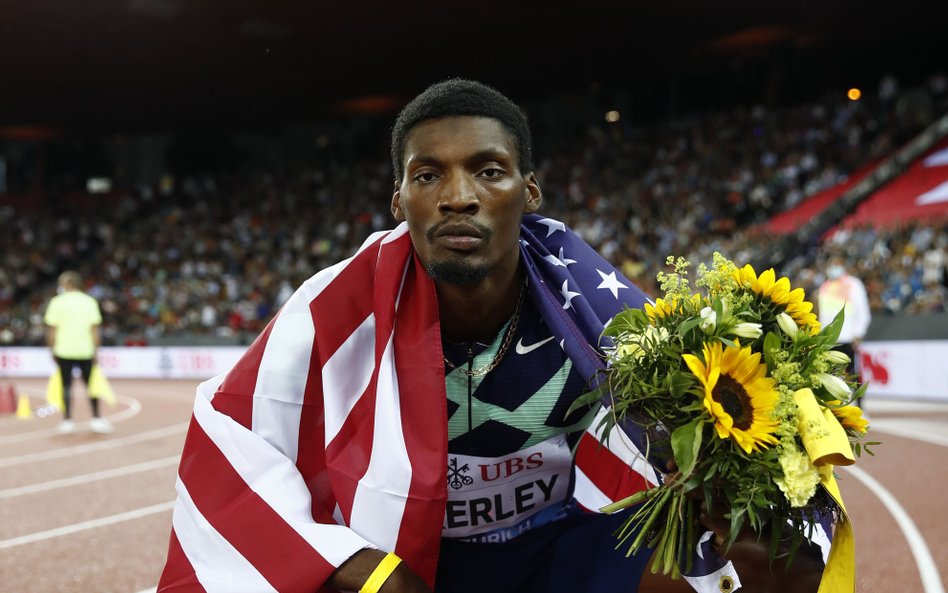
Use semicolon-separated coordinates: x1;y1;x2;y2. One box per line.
817;254;872;405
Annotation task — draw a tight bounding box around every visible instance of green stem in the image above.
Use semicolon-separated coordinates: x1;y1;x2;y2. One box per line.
662;494;681;574
628;487;673;552
600;487;659;514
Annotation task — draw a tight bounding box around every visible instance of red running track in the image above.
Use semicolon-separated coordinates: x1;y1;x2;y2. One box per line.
0;379;945;593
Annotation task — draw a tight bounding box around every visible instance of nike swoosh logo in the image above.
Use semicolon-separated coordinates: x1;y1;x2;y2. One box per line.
515;336;555;355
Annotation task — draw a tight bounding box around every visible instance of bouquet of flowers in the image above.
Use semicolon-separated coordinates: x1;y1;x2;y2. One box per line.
592;254;875;582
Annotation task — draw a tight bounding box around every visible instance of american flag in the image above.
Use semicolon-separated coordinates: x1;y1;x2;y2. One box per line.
157;214;746;592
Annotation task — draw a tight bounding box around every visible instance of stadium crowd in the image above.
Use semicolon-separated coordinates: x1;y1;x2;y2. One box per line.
2;76;947;346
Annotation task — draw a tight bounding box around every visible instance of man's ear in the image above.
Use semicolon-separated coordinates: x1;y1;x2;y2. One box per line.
524;172;542;213
391;182;406;222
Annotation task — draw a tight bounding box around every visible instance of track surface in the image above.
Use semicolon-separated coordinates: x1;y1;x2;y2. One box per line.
1;379;945;593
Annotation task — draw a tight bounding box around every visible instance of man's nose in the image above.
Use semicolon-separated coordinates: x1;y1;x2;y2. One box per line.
438;172;479;214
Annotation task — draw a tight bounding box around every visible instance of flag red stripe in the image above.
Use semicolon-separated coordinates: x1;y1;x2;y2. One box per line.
392;260;448;586
309;238;384;361
295;336;336;524
574;432;650;501
156;530;207;592
214;320;276;429
182;423;336;593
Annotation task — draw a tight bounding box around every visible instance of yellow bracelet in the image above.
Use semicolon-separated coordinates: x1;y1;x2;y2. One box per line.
359;552;402;593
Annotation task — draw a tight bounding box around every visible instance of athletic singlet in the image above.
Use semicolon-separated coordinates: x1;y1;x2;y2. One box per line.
441;295;598;543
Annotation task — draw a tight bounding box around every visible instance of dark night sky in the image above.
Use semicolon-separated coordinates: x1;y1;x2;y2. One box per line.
0;0;945;132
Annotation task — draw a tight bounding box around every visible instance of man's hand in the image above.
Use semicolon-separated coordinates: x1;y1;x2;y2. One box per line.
698;502;824;593
328;549;431;593
639;461;824;592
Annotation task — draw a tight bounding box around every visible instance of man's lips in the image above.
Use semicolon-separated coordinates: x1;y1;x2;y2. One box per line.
436;224;483;239
431;223;487;251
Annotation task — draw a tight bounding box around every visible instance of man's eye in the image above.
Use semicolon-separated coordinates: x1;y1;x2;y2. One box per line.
479;168;505;178
414;172;437;183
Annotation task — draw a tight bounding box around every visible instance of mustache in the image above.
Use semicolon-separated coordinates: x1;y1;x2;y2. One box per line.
426;219;493;243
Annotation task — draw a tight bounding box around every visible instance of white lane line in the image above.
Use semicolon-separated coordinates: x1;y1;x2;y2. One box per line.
869;420;948;448
0;394;143;445
842;466;946;593
0;423;188;468
134;588;157;593
0;500;175;550
0;455;179;500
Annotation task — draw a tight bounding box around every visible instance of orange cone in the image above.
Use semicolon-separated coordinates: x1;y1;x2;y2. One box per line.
0;385;15;415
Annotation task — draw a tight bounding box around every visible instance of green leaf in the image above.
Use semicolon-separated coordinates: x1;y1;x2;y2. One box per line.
668;372;693;398
566;385;606;417
727;507;746;548
763;332;780;369
671;418;703;479
820;308;845;345
678;317;701;337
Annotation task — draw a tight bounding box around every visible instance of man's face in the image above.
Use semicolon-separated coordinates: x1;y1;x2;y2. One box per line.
392;116;541;286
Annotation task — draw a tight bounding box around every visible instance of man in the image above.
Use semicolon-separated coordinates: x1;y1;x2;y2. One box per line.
44;270;112;434
158;80;824;592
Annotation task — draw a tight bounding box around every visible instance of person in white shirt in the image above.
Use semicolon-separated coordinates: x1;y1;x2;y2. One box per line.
817;255;871;405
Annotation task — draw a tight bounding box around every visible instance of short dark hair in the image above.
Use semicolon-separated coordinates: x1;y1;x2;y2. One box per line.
390;79;534;181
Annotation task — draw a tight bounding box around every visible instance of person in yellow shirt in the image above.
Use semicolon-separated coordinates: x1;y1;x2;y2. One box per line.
44;271;112;434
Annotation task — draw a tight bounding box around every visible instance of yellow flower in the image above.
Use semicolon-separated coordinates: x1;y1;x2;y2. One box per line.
645;297;677;323
682;340;780;453
774;446;821;507
644;295;701;324
829;402;870;434
733;264;820;335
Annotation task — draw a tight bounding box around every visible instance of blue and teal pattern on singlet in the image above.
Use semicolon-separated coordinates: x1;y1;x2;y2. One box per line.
441;294;598;542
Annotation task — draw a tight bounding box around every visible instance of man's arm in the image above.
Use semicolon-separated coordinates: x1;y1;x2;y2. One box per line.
46;326;56;350
328;549;431;593
92;324;101;351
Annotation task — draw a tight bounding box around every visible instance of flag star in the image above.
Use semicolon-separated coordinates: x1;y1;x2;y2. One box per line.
537;218;566;237
544;254;566;268
558;248;577;266
596;269;629;299
560;279;581;310
543;247;577;268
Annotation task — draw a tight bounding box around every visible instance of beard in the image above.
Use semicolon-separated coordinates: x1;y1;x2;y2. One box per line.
424;259;490;286
423;219;494;286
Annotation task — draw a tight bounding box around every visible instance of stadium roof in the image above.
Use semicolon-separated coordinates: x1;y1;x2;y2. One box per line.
1;0;944;132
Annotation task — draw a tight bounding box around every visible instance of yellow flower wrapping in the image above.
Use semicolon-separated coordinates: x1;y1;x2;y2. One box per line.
793;388;855;593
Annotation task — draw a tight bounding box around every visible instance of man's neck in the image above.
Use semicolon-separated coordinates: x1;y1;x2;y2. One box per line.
437;269;524;344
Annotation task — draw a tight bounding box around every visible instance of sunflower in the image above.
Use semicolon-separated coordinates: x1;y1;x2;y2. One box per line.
683;340;780;453
829;402;869;434
644;294;702;324
733;264;820;335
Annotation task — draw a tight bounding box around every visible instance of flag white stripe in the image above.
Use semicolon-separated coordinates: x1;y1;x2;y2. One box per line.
252;288;316;463
171;479;277;593
348;332;412;552
322;314;377;447
379;222;409;246
192;392;372;566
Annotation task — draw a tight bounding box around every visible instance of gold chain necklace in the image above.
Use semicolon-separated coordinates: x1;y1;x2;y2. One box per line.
443;279;526;377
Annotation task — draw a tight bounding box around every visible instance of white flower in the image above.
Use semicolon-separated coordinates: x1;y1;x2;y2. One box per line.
817;372;851;399
615;326;669;361
776;312;798;339
730;322;763;340
699;307;717;333
822;350;851;366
